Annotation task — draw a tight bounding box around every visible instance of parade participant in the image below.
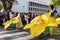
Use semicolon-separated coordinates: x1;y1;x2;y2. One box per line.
48;5;58;35
49;5;58;18
3;13;23;30
23;4;60;37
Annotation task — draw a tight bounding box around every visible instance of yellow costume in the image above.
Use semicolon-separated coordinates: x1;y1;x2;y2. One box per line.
3;13;23;29
23;11;60;37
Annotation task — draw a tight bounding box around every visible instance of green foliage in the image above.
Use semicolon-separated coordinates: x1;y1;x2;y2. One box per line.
0;4;2;10
0;0;17;11
51;0;60;7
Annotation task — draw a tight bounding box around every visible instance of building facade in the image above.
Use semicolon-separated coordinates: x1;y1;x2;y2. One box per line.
12;0;50;13
29;1;49;13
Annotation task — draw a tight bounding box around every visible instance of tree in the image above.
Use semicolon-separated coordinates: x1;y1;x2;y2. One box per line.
0;0;17;11
51;0;60;9
0;2;2;10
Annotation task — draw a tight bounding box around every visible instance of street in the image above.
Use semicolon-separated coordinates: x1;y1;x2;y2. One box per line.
0;28;34;40
0;27;60;40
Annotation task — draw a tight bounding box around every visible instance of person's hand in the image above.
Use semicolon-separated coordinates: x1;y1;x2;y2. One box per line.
54;13;57;16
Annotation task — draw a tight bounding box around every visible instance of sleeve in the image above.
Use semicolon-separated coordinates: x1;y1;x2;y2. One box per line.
54;10;57;13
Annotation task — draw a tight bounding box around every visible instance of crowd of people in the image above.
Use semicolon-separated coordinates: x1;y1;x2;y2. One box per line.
0;10;41;26
0;9;60;27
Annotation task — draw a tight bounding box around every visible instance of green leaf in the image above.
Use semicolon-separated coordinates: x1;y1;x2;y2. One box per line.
0;4;2;10
51;0;60;9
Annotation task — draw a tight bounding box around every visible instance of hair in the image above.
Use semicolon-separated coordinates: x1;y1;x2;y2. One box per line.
50;5;54;10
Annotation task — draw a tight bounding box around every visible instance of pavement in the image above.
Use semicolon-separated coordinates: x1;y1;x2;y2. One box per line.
0;27;60;40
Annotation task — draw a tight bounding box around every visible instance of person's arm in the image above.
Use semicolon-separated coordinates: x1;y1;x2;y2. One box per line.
54;10;58;17
54;13;58;17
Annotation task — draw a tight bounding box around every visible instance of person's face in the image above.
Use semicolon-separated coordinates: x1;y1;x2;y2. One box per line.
49;7;53;12
50;7;52;10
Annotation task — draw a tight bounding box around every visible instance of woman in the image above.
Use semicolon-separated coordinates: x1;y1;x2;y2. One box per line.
48;5;58;35
49;5;58;17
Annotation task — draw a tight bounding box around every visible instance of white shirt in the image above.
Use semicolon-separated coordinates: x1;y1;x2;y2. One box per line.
9;12;13;19
24;15;29;21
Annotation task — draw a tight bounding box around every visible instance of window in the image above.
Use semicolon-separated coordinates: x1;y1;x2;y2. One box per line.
29;7;30;11
29;2;31;6
29;7;33;11
31;8;33;11
29;2;33;6
33;8;34;11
